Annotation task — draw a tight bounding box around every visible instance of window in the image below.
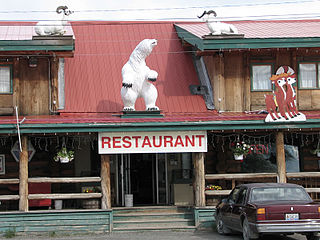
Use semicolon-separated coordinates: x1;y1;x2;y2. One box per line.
0;65;12;94
251;64;272;91
236;188;247;205
299;63;320;89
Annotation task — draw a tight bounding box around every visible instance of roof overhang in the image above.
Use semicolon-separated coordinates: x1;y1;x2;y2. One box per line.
0;37;74;56
175;24;320;51
0;23;75;57
1;118;320;134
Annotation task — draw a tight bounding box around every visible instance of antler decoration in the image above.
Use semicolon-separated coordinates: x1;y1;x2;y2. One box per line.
56;6;73;16
198;10;217;18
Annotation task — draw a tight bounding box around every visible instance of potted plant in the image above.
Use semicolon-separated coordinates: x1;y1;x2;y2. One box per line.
310;148;320;157
309;139;320;157
54;147;74;163
231;141;252;160
205;184;222;191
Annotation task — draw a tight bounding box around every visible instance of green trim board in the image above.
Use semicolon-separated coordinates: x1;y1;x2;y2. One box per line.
120;110;164;118
0;210;112;235
1;118;320;134
0;39;74;51
194;207;216;229
174;25;320;51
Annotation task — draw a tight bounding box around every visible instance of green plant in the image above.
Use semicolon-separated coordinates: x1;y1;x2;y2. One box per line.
54;147;74;162
205;184;222;191
231;141;252;156
49;231;56;237
4;228;16;238
311;140;320;155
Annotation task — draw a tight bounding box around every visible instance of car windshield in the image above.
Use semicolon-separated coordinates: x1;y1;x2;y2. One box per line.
250;187;311;202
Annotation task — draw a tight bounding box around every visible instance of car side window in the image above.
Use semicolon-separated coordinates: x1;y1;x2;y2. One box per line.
236;188;247;204
229;187;240;204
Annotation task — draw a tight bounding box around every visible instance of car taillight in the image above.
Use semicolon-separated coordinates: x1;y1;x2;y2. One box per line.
318;207;320;218
257;208;266;221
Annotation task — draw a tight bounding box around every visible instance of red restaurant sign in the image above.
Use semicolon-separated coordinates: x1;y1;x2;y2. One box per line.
98;131;207;154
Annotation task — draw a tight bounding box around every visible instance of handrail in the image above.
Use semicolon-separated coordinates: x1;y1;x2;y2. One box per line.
28;177;101;183
0;177;102;203
28;193;102;200
205;172;320;198
0;179;19;184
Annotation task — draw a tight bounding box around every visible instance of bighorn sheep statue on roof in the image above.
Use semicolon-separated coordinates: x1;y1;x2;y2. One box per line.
121;39;159;111
198;10;238;35
35;6;73;36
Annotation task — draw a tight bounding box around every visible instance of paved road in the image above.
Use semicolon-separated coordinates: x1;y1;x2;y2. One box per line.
0;231;307;240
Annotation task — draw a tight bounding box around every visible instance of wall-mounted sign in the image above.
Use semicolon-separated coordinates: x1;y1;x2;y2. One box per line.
265;66;306;122
98;131;207;154
11;140;36;162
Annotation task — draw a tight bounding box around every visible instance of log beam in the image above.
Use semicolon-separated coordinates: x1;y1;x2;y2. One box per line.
19;135;29;211
276;131;287;183
101;155;111;209
193;152;205;207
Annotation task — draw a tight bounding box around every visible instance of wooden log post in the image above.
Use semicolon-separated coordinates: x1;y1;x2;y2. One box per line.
19;135;29;211
101;155;111;209
193;152;205;207
276;131;287;183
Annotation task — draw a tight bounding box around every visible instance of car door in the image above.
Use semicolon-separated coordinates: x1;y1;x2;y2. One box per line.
230;187;247;231
223;187;241;229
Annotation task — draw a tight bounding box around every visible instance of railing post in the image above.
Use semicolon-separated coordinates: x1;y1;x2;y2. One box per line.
19;135;29;211
101;155;111;209
276;131;287;183
193;152;205;207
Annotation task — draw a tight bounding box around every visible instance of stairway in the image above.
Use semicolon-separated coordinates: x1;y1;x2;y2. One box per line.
112;206;196;232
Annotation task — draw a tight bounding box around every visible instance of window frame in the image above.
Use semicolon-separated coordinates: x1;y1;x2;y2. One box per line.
250;63;274;92
298;61;320;89
0;64;13;94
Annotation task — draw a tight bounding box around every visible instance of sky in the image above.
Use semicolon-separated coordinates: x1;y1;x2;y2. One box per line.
0;0;320;22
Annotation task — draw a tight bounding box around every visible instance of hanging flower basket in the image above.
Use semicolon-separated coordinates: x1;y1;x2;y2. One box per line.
234;154;244;160
310;139;320;157
230;141;252;161
54;147;74;163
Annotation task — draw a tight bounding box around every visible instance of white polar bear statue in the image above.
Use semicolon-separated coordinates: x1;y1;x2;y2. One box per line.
121;39;159;111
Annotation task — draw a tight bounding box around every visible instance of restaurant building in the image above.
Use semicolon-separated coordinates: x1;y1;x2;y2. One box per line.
0;18;319;233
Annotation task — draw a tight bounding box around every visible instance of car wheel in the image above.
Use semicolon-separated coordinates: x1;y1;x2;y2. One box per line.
216;212;232;235
306;233;320;240
242;218;251;240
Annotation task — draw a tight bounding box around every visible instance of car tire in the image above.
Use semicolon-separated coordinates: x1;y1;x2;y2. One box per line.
216;212;232;235
306;233;320;240
242;218;251;240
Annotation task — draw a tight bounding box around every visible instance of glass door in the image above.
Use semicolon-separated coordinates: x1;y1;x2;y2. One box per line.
116;153;168;206
156;153;168;205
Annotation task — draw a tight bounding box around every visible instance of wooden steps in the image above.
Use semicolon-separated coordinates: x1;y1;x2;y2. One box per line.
112;206;195;232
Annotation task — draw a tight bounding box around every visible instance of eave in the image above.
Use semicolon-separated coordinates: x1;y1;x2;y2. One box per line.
174;25;320;51
0;37;74;53
1;119;320;134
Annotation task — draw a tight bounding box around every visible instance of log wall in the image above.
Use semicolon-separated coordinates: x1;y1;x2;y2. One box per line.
203;48;320;112
0;57;52;116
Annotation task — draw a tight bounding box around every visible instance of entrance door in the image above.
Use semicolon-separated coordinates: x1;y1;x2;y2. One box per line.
117;153;168;206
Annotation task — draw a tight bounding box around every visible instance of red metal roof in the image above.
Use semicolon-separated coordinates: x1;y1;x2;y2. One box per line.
63;21;208;114
0;22;74;40
176;19;320;39
2;111;320;125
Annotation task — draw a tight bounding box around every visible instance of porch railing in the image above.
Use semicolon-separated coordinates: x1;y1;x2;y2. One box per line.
205;172;320;198
0;177;101;202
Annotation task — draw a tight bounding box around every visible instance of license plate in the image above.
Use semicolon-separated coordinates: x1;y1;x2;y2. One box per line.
285;213;299;220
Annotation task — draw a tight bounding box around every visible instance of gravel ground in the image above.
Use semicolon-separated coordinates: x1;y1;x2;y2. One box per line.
0;230;307;240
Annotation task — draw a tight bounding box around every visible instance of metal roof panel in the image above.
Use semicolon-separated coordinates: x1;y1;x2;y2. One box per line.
64;21;208;114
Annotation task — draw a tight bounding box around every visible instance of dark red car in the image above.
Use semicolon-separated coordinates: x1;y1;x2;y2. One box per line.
215;183;320;240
